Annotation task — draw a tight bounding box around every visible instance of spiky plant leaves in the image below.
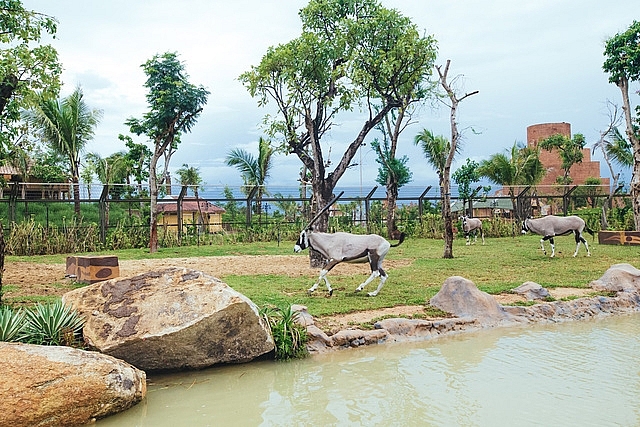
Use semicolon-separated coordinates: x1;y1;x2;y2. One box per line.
261;304;309;361
20;300;85;347
0;306;25;342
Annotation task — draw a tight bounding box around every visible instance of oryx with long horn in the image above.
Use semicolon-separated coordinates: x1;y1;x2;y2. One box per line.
294;192;405;297
521;215;594;257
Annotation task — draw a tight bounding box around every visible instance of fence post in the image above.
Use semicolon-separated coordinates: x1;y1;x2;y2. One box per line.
245;186;259;227
8;182;17;225
418;186;432;222
563;185;578;216
98;185;109;244
364;186;377;233
177;186;188;244
515;186;531;221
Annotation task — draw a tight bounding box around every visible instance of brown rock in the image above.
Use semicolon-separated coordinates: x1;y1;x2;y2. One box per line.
0;342;145;427
62;267;274;371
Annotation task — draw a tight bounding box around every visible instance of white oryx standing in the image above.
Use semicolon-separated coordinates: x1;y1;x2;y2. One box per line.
294;229;405;297
460;216;485;245
521;215;594;257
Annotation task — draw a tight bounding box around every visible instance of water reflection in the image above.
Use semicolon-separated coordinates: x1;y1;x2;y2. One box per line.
97;314;640;426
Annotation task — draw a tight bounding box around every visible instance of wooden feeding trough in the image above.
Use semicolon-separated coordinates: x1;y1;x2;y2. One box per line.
597;231;640;246
66;255;120;284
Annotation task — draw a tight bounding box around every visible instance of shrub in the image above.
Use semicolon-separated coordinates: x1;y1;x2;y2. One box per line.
20;301;85;347
261;304;308;361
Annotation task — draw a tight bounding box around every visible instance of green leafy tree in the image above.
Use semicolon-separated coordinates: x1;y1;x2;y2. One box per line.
23;86;102;216
539;133;586;184
125;52;209;252
603;20;640;230
0;0;61;157
85;151;129;225
119;133;151;196
240;0;437;245
225;137;274;216
478;142;545;220
452;158;482;216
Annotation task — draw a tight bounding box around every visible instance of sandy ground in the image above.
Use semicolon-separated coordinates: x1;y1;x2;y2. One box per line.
1;255;593;331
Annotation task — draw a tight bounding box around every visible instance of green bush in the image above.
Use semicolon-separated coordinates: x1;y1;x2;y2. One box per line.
20;301;85;347
261;304;308;361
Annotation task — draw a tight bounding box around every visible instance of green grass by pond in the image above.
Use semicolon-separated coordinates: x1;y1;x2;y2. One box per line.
5;235;639;317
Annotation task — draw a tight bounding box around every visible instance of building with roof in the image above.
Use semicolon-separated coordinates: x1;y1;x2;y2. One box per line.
157;197;226;233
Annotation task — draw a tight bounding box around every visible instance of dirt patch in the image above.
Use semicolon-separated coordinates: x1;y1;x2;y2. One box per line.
1;255;593;332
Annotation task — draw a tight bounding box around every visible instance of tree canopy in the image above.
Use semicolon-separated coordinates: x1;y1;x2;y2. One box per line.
603;20;640;230
240;0;437;238
0;0;61;155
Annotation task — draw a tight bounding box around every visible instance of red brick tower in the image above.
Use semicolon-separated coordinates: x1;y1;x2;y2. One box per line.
526;122;609;188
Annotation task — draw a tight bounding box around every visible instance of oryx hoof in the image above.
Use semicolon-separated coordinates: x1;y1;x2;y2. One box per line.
328;289;333;297
367;292;377;297
354;287;362;293
307;289;315;296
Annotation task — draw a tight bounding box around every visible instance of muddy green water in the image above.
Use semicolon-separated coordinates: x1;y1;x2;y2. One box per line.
96;313;640;426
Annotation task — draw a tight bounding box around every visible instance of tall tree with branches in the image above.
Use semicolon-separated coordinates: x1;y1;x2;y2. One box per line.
603;20;640;230
24;86;102;216
432;60;478;258
240;0;437;250
225;137;274;216
126;52;209;253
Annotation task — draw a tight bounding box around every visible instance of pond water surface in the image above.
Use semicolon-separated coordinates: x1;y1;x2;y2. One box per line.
96;313;640;426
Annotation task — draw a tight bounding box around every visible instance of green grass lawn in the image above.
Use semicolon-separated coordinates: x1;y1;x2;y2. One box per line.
5;235;639;317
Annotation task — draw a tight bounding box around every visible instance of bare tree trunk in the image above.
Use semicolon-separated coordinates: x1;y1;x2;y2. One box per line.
386;181;398;237
618;77;640;231
436;60;479;259
72;177;81;217
148;155;160;253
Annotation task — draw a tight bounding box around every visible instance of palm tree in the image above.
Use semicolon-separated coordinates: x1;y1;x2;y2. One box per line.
176;163;206;232
414;128;457;257
592;125;633;227
24;86;102;216
85;151;129;226
225;137;274;216
478;142;545;220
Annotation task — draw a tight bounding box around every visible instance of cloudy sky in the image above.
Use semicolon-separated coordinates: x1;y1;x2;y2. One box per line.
24;0;638;192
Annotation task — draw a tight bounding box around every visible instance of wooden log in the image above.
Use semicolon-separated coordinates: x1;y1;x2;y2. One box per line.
598;230;640;246
66;256;119;284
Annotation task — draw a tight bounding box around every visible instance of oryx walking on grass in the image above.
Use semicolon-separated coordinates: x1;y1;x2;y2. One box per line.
521;215;594;257
294;229;405;296
460;216;485;245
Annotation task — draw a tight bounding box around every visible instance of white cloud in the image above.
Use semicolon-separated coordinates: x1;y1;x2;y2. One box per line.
23;0;638;188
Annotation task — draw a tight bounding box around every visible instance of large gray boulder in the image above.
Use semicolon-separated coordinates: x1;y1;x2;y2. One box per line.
0;342;146;427
590;263;640;293
429;276;513;324
63;267;274;371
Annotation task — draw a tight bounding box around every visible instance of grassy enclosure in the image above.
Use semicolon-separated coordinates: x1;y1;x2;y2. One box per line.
3;234;638;318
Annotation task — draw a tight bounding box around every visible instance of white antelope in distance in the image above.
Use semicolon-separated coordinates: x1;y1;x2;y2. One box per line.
294;229;405;297
521;215;594;257
460;216;485;245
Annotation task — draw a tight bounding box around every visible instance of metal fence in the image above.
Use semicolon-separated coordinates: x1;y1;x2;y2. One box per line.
0;181;629;242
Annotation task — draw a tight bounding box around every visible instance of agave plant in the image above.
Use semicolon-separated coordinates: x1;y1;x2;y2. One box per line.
0;306;25;342
261;304;308;361
21;301;85;347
